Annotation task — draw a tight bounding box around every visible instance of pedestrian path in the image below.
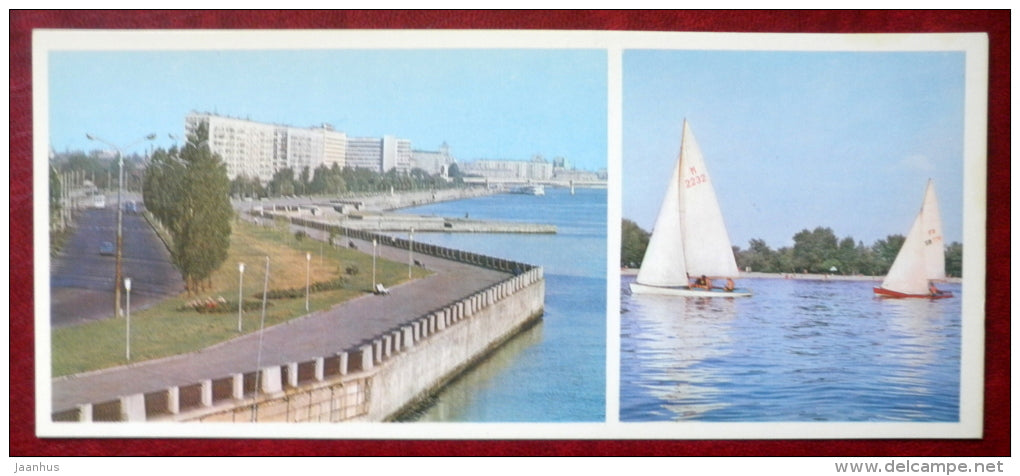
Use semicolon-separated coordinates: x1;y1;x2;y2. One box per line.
51;235;510;413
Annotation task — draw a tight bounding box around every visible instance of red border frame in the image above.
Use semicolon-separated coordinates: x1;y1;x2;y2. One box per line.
9;10;1009;456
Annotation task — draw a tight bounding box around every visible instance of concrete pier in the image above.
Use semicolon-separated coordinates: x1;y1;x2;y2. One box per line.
337;212;556;234
246;186;557;234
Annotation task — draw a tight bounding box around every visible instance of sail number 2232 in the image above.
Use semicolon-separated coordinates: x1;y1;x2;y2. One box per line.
684;167;708;188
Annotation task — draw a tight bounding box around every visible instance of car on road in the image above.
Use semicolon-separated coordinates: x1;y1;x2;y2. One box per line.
99;241;115;256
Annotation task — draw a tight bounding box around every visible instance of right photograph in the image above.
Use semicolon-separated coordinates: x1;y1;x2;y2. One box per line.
620;48;972;423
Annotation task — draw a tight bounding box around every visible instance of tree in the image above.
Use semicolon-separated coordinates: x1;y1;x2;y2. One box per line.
944;241;963;277
143;146;186;231
299;166;311;196
854;240;881;276
834;236;859;275
872;234;906;276
150;124;233;294
49;166;63;231
620;219;650;268
448;162;462;178
792;227;839;273
736;238;777;273
775;246;796;273
230;173;265;199
268;167;296;197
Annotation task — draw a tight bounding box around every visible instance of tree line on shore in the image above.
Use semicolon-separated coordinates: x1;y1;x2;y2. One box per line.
50;147;464;200
231;162;464;199
621;219;963;277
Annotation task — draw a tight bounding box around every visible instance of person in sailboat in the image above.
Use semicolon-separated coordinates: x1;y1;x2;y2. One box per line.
691;275;710;290
928;281;945;297
724;278;735;292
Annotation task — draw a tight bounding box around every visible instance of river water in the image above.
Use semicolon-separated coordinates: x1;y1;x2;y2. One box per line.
397;186;607;422
382;186;961;424
620;275;962;422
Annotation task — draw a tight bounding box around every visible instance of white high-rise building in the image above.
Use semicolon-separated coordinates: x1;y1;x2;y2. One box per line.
185;113;277;181
460;155;553;181
185;113;348;181
345;135;412;174
411;142;456;177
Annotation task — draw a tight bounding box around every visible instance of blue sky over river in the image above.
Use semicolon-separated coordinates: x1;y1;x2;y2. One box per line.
623;50;966;249
48;48;607;171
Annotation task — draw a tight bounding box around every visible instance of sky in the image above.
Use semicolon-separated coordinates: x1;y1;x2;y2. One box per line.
45;42;972;250
622;50;968;249
47;49;607;171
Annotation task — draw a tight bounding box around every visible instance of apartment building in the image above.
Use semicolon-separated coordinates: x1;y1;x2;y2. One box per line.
185;113;349;181
346;135;412;174
411;142;456;177
460;155;554;181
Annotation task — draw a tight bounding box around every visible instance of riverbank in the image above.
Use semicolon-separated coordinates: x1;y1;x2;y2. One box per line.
620;268;962;284
249;186;557;234
51;188;559;424
357;187;498;211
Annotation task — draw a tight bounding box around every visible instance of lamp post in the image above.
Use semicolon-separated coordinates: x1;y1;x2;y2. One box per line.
237;262;245;332
305;252;311;312
124;277;132;361
86;133;156;319
408;227;414;279
372;239;378;291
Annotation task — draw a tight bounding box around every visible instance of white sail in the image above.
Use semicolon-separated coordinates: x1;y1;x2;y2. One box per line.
920;181;947;281
879;180;947;295
635;149;688;287
676;121;740;278
635;120;740;290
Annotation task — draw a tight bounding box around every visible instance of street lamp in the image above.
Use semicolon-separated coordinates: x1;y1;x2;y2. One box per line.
372;238;378;292
408;227;414;279
305;252;311;312
124;277;132;361
237;262;246;332
86;133;156;319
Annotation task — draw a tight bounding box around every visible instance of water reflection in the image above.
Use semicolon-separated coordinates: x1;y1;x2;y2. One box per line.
401;320;545;422
399;188;607;422
621;276;962;422
622;290;738;420
873;297;961;420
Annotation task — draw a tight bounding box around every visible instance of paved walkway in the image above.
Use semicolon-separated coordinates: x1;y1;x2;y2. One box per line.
52;232;510;413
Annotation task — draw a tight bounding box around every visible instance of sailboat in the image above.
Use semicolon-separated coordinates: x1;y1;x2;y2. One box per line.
873;179;952;299
630;120;750;297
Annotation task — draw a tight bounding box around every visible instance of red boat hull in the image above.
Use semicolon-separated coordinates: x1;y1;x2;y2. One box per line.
873;287;953;299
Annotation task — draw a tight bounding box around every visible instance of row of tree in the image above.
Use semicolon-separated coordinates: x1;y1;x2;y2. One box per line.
49;149;147;192
621;219;963;277
232;163;464;199
143;124;233;294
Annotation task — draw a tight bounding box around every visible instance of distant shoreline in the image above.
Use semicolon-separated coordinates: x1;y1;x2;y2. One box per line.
620;268;962;284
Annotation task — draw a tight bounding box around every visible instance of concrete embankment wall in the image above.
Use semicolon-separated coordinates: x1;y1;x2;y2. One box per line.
333;187;496;212
337;214;556;234
53;222;544;423
367;274;543;420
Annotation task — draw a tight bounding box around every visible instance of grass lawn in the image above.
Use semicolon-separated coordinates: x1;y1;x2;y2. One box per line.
51;218;429;377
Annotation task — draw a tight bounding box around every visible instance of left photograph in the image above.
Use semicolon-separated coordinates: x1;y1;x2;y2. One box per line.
38;32;608;430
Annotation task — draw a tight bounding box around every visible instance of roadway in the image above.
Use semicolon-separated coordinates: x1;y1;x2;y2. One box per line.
49;195;184;328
